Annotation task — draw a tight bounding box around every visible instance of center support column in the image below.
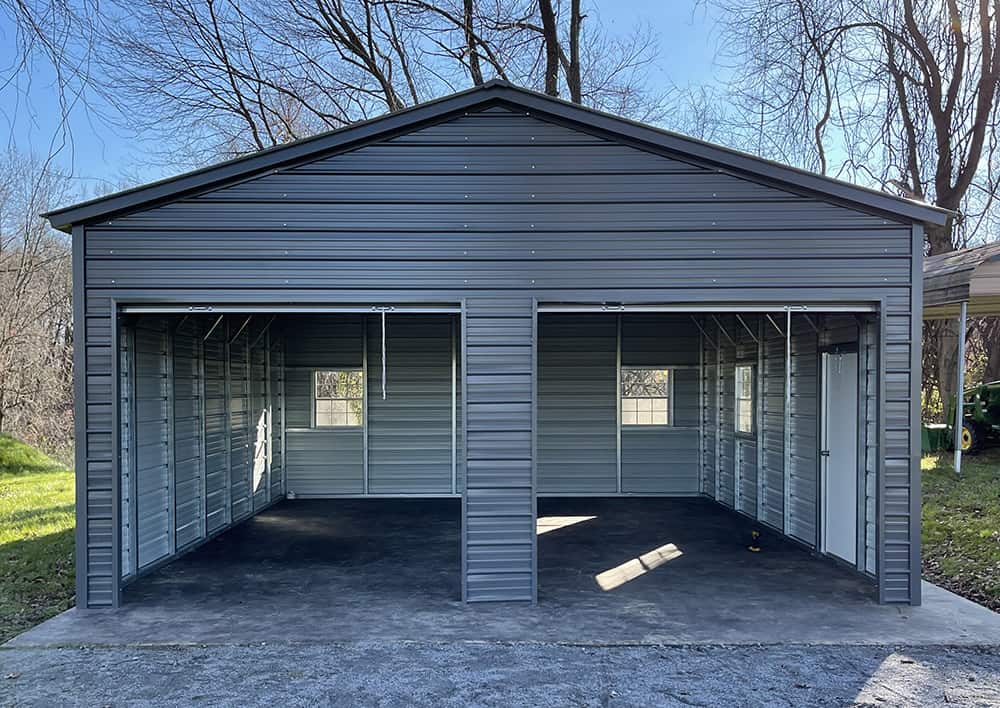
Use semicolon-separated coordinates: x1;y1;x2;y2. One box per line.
461;297;536;602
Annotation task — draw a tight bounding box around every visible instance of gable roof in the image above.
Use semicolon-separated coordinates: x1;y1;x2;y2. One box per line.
45;80;950;231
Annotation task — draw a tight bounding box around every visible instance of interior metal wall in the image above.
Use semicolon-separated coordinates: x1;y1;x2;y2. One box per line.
620;315;701;495
536;313;702;495
699;312;878;572
536;314;617;493
119;314;284;582
283;313;461;497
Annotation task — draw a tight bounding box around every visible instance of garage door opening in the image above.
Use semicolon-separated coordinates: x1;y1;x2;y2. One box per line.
116;308;464;604
535;308;880;602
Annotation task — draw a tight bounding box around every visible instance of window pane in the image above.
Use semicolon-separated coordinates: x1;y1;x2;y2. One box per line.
652;407;667;425
314;370;364;427
622;398;637;413
622;409;637;425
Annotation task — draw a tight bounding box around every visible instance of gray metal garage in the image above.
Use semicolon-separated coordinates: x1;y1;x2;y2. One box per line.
46;80;946;610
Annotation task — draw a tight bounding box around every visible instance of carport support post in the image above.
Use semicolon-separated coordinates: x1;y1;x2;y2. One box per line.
954;300;967;474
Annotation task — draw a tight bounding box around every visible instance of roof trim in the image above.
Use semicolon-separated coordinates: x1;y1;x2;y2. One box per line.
45;79;951;231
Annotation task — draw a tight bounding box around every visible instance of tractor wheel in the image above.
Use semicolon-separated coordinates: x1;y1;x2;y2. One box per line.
960;423;983;455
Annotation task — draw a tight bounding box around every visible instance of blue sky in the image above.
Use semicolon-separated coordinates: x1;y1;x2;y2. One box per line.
0;0;725;194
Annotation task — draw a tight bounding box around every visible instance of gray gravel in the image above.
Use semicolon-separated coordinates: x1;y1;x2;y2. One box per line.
1;642;999;707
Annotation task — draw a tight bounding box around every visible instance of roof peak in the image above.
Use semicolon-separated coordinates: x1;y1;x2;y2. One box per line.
45;81;949;231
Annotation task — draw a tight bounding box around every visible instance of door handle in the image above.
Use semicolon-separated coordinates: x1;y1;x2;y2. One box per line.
820;450;831;457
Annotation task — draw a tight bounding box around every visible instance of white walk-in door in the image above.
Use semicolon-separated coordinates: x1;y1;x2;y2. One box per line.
821;351;859;564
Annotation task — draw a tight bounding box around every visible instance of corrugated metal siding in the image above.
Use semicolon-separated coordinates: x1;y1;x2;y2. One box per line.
537;314;617;493
172;318;205;550
366;314;455;494
75;104;919;605
250;335;269;510
203;323;230;532
788;319;819;546
281;313;458;496
760;329;786;529
119;313;285;583
621;314;701;495
463;297;534;602
717;330;737;508
228;326;252;521
119;326;134;578
284;315;364;496
270;336;285;499
132;320;171;570
701;335;718;497
861;317;879;575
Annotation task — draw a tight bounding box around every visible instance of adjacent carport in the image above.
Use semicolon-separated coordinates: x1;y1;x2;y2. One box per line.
45;80;947;613
924;242;1000;473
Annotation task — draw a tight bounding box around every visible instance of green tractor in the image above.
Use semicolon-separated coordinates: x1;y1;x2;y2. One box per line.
947;381;1000;454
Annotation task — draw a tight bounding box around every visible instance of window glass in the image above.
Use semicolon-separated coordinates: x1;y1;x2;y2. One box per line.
314;370;363;427
735;364;755;435
621;368;671;426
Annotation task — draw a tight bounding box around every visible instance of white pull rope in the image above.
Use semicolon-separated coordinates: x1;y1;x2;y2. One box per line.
381;309;387;400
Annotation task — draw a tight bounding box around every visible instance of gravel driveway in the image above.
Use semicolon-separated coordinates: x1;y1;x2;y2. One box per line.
2;642;998;707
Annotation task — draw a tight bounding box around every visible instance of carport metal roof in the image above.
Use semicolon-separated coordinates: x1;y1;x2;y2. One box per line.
923;241;1000;320
923;240;1000;473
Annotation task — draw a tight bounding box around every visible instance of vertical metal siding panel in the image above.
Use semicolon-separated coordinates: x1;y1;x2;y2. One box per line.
172;319;206;550
133;318;171;569
717;327;736;507
862;316;879;574
761;329;786;529
701;332;718;497
788;318;819;546
464;298;534;602
202;324;230;532
536;314;617;493
119;325;134;579
366;315;454;493
228;324;252;519
250;337;269;508
269;335;285;499
907;224;923;604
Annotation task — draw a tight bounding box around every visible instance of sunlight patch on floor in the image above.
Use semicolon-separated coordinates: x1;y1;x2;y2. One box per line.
595;543;683;591
536;516;597;535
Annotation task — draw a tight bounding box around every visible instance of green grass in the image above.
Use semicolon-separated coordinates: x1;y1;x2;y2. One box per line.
922;449;1000;611
0;435;75;643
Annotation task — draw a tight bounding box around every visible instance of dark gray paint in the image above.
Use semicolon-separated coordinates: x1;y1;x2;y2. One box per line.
65;93;924;607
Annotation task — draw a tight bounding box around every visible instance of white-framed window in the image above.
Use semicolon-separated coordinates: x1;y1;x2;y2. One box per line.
621;367;672;426
735;363;756;435
313;369;363;427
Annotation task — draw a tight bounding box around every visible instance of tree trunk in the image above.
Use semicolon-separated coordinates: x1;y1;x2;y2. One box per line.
567;0;582;103
463;0;484;85
537;0;560;96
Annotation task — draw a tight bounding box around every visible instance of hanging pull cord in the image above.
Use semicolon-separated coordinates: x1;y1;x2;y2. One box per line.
381;309;387;400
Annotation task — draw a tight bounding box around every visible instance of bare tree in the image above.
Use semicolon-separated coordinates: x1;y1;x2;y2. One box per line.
715;0;1000;416
92;0;670;162
0;150;74;459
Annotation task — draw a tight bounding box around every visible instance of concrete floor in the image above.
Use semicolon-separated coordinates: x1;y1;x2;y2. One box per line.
7;497;1000;647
